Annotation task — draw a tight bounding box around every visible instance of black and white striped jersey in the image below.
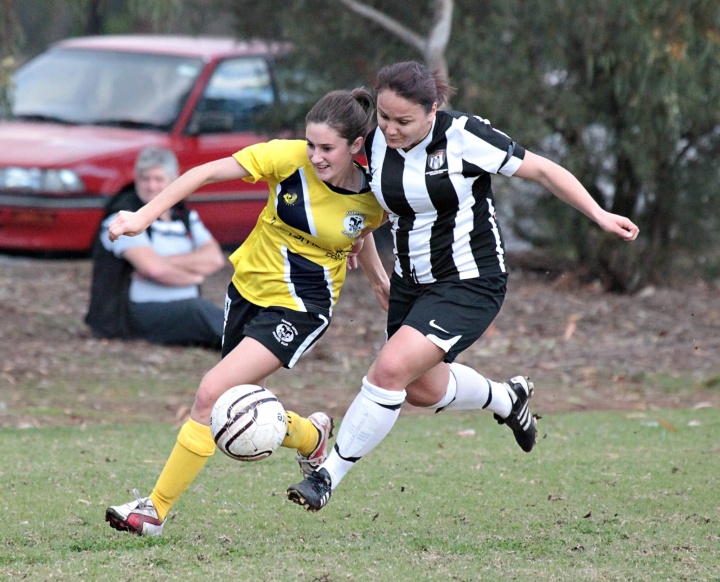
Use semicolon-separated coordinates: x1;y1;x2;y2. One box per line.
366;110;525;283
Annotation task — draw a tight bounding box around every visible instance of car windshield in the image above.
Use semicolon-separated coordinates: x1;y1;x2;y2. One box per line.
11;48;204;130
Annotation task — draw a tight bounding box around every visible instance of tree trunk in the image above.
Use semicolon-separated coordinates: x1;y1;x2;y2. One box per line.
0;0;19;117
337;0;453;92
85;0;104;35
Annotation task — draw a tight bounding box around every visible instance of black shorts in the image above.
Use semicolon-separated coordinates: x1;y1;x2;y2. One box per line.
222;283;331;369
386;272;507;363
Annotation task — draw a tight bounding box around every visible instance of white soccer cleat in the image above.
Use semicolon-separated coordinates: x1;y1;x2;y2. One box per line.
105;489;165;536
296;412;334;477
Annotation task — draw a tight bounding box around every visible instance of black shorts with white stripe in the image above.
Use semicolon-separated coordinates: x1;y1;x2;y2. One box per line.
386;272;507;363
222;283;331;368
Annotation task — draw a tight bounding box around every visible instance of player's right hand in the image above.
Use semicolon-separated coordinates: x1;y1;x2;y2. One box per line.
107;210;149;241
597;211;640;242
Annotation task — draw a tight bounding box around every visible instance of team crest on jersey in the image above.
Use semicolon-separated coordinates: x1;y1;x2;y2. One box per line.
342;212;365;239
273;320;298;346
427;149;446;171
282;192;299;206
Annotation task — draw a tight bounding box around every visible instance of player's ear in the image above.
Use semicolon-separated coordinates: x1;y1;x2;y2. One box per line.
350;136;364;155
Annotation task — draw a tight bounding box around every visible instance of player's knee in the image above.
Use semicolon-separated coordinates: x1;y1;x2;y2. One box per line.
404;371;449;407
405;385;437;407
367;357;412;390
194;375;224;419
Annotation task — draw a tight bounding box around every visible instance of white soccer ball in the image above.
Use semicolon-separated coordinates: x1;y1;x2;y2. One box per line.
210;384;287;462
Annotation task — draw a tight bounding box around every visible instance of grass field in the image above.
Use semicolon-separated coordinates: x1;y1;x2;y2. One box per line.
2;408;718;581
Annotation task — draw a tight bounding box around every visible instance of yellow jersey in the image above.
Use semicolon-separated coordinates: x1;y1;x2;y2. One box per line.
229;140;384;315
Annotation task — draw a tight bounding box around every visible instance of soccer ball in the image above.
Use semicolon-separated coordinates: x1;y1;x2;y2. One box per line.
210;384;287;462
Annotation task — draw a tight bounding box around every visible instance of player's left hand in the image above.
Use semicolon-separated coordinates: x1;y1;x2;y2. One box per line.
347;236;365;270
372;279;390;312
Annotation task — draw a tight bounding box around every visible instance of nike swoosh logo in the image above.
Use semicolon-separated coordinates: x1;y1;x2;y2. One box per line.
429;319;450;333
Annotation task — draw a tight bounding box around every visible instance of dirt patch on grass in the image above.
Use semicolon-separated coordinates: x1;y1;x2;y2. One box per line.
1;252;718;429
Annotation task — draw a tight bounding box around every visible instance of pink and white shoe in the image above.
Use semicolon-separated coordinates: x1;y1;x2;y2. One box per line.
296;412;334;477
105;489;165;536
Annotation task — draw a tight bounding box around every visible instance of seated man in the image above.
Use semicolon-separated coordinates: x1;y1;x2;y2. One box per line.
86;147;226;349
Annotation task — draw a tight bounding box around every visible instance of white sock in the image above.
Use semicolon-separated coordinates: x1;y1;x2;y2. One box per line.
321;377;406;489
434;362;513;417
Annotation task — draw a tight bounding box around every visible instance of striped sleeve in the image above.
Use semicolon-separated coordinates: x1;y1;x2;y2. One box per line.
462;115;525;176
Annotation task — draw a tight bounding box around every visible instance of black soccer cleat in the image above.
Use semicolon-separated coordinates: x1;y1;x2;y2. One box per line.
494;376;537;453
287;468;332;512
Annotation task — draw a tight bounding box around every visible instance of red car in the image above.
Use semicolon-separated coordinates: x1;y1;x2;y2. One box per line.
0;35;290;253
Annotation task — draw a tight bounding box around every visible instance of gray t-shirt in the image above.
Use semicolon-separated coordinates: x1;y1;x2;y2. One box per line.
101;210;214;303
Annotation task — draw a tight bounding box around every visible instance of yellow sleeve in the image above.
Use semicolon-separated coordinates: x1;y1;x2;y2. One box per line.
232;140;308;184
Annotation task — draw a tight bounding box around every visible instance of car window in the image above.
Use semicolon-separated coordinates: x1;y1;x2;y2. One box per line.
12;48;203;129
190;57;275;134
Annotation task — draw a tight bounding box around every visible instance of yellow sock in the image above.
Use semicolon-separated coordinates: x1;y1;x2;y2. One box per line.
282;410;320;456
149;419;216;521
